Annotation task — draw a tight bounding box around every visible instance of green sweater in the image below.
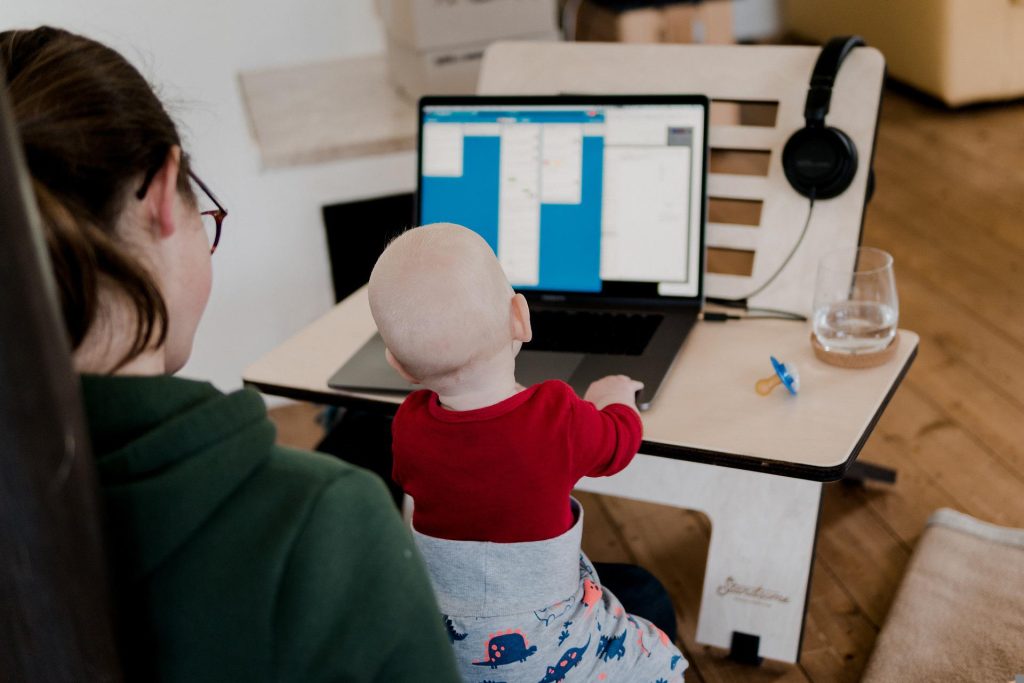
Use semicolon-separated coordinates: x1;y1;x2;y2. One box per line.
81;374;460;682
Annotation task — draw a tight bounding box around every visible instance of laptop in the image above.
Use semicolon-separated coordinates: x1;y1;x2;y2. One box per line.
329;94;709;410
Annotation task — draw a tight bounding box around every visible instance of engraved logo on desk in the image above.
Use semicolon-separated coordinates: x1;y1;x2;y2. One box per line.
716;577;790;606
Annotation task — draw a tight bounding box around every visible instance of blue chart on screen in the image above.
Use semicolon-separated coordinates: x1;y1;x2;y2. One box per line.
421;109;604;293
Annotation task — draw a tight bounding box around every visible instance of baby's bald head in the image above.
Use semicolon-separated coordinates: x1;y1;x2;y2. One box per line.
368;223;516;384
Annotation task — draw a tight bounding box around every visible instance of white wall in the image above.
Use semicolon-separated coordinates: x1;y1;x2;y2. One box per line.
1;0;414;395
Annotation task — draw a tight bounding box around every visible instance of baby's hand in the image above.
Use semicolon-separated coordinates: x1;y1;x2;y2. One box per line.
584;375;644;412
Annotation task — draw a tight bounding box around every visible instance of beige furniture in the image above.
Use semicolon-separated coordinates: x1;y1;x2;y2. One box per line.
243;286;918;662
784;0;1024;107
377;0;560;99
239;55;417;169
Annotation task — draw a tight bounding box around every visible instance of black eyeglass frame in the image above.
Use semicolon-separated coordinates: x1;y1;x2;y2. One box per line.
136;165;228;254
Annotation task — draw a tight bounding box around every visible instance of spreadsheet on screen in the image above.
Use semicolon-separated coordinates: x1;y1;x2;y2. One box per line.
420;103;705;297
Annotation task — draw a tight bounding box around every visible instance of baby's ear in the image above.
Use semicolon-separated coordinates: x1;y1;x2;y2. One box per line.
385;348;420;384
510;293;532;343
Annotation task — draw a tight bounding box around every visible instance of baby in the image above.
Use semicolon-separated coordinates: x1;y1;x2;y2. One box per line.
369;223;687;683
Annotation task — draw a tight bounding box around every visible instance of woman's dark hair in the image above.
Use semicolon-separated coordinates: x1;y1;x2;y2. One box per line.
1;26;194;369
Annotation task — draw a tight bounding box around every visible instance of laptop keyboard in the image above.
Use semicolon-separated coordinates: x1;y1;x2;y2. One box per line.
527;310;664;356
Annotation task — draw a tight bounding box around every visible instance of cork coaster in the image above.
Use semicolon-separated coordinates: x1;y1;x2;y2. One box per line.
811;331;900;369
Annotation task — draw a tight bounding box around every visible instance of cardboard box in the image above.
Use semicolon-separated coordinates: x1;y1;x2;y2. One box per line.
377;0;559;50
570;0;734;44
387;30;562;100
783;0;1024;106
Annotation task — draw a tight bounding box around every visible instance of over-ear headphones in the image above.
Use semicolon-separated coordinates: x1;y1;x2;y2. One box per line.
783;36;866;200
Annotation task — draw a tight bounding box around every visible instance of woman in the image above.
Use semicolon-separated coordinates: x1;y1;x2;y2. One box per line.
1;26;460;682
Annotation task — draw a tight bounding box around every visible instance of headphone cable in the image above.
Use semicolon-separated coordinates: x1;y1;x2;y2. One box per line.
706;195;816;321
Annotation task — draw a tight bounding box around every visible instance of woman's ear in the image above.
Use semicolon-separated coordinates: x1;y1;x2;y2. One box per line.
510;293;532;343
385;347;420;384
142;145;182;240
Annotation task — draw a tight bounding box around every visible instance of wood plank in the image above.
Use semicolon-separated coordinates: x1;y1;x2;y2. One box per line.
872;99;1024;253
847;415;960;545
798;556;879;683
861;386;1024;529
870;149;1024;256
864;268;1024;411
577;490;637;565
862;94;1024;490
904;365;1024;479
814;484;910;628
881;94;1024;192
868;201;1024;348
267;402;324;450
869;172;1024;301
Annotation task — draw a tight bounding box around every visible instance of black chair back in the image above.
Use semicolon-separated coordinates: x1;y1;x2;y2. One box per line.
0;71;122;681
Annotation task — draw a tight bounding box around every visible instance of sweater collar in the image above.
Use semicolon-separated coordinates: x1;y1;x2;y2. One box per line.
82;374;222;462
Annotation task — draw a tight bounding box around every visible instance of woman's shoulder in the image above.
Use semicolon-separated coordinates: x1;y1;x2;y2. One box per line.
262;443;383;490
253;444;398;535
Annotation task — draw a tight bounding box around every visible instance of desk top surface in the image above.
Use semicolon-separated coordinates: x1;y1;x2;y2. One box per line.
244;287;917;481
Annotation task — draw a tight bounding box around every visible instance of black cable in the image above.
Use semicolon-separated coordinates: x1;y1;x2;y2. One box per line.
705;297;746;309
701;312;741;322
705;196;816;321
701;312;806;323
704;302;806;320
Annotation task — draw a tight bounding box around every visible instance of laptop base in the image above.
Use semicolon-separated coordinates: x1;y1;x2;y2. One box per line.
328;308;696;411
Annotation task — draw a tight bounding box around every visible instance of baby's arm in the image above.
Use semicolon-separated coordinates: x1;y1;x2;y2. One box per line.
568;376;645;479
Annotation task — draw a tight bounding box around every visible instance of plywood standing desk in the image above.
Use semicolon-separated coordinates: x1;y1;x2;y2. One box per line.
243;287;917;664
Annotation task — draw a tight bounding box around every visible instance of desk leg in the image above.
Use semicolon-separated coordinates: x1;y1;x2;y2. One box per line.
843;460;897;485
576;454;823;664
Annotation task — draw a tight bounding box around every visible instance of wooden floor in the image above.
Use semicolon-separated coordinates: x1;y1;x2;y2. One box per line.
268;87;1024;682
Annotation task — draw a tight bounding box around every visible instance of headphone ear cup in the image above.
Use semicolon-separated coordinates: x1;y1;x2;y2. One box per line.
782;126;858;200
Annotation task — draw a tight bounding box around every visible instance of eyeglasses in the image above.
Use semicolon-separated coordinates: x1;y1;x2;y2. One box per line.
189;170;227;255
136;164;228;254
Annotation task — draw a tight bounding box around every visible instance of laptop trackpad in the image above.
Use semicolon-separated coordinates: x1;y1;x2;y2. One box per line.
516;350;584;388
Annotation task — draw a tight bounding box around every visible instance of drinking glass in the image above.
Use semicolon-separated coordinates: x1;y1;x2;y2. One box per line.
812;246;898;354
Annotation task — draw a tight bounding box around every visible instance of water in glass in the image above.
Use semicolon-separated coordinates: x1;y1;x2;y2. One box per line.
813;300;897;354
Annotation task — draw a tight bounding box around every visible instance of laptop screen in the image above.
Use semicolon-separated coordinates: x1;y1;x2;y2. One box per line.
417;96;708;301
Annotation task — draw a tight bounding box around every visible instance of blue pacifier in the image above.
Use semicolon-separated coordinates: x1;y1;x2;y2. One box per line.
756;356;800;396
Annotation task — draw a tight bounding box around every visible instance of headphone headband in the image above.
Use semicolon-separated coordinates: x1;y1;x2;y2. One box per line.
804;36;865;126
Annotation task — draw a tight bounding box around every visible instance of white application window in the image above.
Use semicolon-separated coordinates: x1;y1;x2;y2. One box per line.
600;106;705;296
601;146;691;283
498;124;542;286
422;123;464;177
540;124;583;205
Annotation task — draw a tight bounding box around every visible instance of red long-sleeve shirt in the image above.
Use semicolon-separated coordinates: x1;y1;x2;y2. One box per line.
392;380;643;543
